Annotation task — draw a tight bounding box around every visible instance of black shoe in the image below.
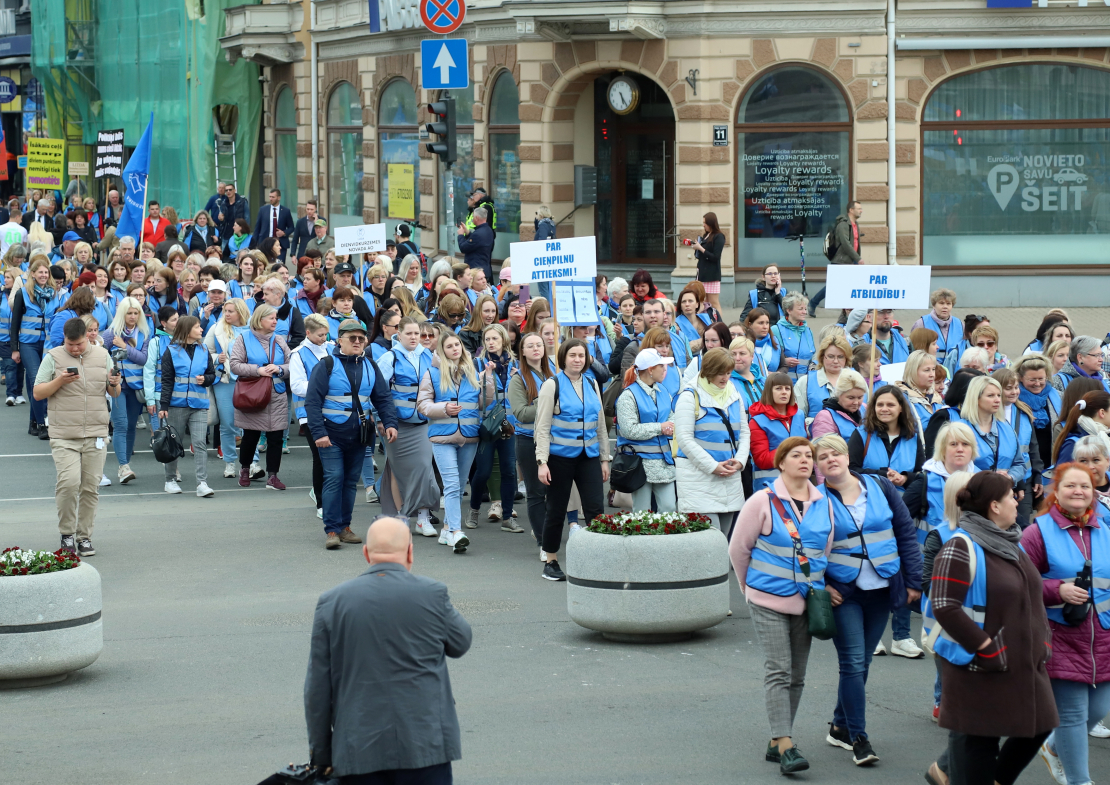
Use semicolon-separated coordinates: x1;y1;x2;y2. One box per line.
542;560;566;581
765;741;780;763
39;427;50;440
429;512;441;528
59;534;76;554
77;539;95;557
852;736;879;766
826;723;852;751
515;491;524;501
779;746;810;775
28;421;39;436
807;307;817;318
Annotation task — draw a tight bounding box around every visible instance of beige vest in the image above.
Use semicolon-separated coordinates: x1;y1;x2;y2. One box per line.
46;344;112;440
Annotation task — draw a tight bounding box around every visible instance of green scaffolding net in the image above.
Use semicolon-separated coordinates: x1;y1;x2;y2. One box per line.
31;0;261;215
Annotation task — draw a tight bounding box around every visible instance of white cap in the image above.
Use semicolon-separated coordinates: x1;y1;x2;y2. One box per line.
634;348;674;371
207;279;228;293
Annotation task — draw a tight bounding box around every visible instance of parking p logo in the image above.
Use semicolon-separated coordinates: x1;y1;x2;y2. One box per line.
988;164;1019;210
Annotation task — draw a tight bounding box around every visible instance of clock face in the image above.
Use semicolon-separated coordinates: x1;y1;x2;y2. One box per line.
608;78;638;115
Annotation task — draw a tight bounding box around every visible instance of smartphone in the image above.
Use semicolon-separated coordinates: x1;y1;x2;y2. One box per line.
66;367;79;375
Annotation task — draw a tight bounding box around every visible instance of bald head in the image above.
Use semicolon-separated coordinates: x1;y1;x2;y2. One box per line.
363;517;413;569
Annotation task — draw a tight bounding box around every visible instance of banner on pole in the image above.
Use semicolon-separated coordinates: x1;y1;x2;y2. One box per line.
334;223;387;255
387;163;415;220
509;236;597;285
823;265;932;310
553;280;599;326
26;138;64;189
94;129;124;179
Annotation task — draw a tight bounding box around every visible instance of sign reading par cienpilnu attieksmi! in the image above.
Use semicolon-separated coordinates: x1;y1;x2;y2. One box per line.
509;236;598;285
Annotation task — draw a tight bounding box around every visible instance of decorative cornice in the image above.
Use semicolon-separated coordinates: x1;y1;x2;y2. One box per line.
221;37;305;66
898;11;1110;36
609;17;666;40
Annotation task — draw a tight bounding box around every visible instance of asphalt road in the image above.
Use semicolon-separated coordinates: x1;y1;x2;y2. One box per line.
2;313;1107;784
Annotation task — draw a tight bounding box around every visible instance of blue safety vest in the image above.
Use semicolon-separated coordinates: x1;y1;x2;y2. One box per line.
750;410;806;492
772;323;815;382
748;287;787;320
861;431;919;478
804;369;831;419
118;331;147;391
950;414;1020;473
273;305;293;341
549;372;603;459
17;291;48;346
911;396;941;434
1033;514;1110;630
731;372;764;410
674;313;709;343
321;353;375;425
294;293;316;319
168;344;210;409
915;469;950;547
291;344;325;421
616;381;674;465
657;365;682;408
920;313;962;366
754;335;780;375
1007;405;1034;482
746;490;832;598
509;367;546;438
427;367;482;438
0;291;12;343
388;347;432;423
590;331;613;367
820;406;866;442
243;332;287;394
863;330;911;366
922;532;987;665
326;311;357;341
669;330;688;370
823;474;902;583
676;389;745;463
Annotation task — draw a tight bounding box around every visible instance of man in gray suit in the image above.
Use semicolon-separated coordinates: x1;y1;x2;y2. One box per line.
305;517;472;784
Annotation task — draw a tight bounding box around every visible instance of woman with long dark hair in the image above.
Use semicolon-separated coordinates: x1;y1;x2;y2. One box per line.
692;211;725;312
745;307;779;377
1052;390;1110;469
509;332;555;551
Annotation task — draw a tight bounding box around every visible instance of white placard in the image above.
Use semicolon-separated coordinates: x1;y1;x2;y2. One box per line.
68;161;89;176
552;280;599;326
641;179;653;200
509;236;597;285
823;265;932;310
334;223;387;255
878;362;907;384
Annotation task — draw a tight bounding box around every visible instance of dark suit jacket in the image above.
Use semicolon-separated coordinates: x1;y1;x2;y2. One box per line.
22;211;53;232
456;222;494;280
291;215;322;260
304;561;472;776
253;204;295;256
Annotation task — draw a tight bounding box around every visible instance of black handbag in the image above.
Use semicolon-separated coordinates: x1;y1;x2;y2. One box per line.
609;445;647;493
478;377;510;445
150;416;185;464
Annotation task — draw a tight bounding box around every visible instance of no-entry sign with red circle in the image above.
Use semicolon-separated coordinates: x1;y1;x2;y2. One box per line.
420;0;465;34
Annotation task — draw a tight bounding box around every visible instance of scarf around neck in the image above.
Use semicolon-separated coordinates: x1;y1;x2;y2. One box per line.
1019;384;1052;428
33;283;55;308
957;511;1023;562
697;375;734;409
929;310;951;329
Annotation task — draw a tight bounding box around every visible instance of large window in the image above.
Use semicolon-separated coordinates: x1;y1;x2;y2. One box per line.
378;80;420;242
922;64;1110;267
488;72;520;260
438;87;474;252
327;82;364;229
274;87;298;217
735;66;851;271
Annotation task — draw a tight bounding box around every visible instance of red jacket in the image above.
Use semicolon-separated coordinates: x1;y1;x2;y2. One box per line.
747;401;801;471
1020;506;1110;685
142;215;171;245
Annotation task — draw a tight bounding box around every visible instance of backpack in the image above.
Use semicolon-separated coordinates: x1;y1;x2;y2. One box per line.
823;223;839;261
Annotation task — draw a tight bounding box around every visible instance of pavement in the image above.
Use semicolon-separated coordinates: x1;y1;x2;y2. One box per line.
2;306;1109;784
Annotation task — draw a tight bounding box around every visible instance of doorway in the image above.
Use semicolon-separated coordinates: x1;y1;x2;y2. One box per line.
594;74;675;266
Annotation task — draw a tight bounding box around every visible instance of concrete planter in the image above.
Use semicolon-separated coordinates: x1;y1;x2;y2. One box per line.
0;562;103;688
566;528;730;642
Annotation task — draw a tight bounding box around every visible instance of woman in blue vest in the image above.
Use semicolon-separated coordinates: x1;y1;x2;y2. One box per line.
534;338;610;582
740;263;787;325
728;436;831;776
1021;463;1110;785
101;297;150;485
745;307;780;377
1023;316;1073;357
376;316;441;536
616;347;677;513
904;421;979;546
794;333;851;428
290;313;334;519
157;315;216;497
1052;391;1110;473
680;321;730;389
0;268;25;406
325;286;360;340
994;368;1042;520
675;287;711;348
147;268;187;315
255;277;304;350
952;376;1027;488
923;472;1055;785
813;434;923;767
9;258;57;435
674;348;750;532
910;288;962;369
203;298;251;482
1014;355;1062;476
809;371;868;471
728;336;764;410
467;323;521;530
508;332;555;548
896;350;944;435
771;292;815;384
748;372;807;493
46;284;97;352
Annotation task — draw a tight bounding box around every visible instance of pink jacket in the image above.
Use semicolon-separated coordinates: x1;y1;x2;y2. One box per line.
1020;507;1110;684
728;478;833;615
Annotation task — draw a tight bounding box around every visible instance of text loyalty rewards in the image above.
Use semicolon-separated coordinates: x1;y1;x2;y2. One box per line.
850;274;907;299
531;242;581;280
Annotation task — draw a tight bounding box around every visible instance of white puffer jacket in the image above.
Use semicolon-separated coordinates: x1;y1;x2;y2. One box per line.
674;384;751;514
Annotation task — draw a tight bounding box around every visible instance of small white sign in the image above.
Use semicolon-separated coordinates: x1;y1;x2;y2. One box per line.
878;362;907;384
509;235;598;285
641;179;653;200
68;161;89;175
823;265;932;310
334;224;387;255
552;280;598;326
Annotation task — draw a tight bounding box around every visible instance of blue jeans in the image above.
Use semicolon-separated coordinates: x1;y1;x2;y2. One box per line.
891;604;912;640
211;381;241;464
0;343;23;398
1047;679;1110;785
433;442;478;531
19;342;46;424
469;437;515;515
319;439;363;534
361;430;376;487
110;387;144;465
831;586;892;740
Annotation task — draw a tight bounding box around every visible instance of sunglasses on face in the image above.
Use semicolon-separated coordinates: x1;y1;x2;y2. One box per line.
446;312;465;320
976;340;997;348
344;335;368;343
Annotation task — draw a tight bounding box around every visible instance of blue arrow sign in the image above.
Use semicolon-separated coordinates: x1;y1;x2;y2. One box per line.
420;39;469;90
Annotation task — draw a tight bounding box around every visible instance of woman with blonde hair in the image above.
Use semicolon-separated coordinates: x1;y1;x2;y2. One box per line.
2;243;27;272
729;335;764;410
102;296;151;482
73;241;94;267
184;209;219;253
203;297;251;479
27;220;52;251
1044;338;1072;377
397;253;423;295
897;349;944;433
951;375;1026;486
809;368;868;448
794;332;851;425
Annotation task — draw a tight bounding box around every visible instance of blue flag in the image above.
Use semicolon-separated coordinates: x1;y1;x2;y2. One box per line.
116;113;153;243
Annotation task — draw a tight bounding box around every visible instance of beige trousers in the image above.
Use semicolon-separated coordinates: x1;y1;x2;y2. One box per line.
51;436;108;539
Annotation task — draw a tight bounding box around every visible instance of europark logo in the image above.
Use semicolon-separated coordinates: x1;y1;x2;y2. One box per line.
986;155;1088;213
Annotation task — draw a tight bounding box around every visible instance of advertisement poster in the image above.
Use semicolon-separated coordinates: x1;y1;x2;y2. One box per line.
387;163;414;220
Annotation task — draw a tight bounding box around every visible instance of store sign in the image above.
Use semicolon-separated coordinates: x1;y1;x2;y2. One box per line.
741;137;847;239
986;154;1088;213
370;0;419;32
0;77;16;104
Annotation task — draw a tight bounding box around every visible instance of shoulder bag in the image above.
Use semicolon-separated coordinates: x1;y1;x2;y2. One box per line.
478;373;512;448
150;416;186;464
610;445;647;493
233;334;274;413
768;492;837;641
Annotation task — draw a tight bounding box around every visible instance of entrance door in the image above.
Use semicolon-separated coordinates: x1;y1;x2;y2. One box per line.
595;75;675;266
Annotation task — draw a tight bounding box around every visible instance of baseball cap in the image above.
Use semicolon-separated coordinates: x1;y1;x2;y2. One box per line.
207;279;228;293
386;240;397;248
314;218;327;228
337;318;368;336
499;267;512;281
334;261;356;275
634;348;674;371
63;231;81;242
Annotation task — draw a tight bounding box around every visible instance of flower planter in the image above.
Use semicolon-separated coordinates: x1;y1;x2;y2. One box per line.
0;562;103;688
566;527;730;642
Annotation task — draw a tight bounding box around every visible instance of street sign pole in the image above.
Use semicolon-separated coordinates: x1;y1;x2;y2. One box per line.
446;163;454;236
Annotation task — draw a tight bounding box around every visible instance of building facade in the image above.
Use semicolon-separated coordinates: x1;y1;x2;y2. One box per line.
222;0;1110;306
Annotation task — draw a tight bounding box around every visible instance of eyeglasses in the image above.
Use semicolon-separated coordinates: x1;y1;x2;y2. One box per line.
976;341;997;348
344;335;368;344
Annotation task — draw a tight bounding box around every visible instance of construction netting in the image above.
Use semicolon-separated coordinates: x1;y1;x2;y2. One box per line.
31;0;261;214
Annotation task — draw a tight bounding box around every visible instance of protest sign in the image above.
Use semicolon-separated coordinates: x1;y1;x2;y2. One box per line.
26;138;64;189
553;280;599;326
334;224;387;255
824;265;931;310
509;236;597;285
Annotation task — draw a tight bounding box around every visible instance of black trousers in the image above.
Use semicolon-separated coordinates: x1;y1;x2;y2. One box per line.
943;729;1049;785
540;453;604;554
340;762;452;785
239;428;283;473
516;435;547;541
305;431;324;508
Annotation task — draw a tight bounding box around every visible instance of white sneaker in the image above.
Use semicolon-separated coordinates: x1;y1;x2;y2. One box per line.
4;396;12;406
1039;743;1067;785
487;501;503;521
449;530;469;553
891;638;925;659
309;487;316;504
540;548;548;562
1091;720;1110;738
439;496;446;511
164;480;182;494
175;470;182;482
316;508;323;519
365;486;379;503
438;527;450;545
223;463;237;478
136;419;146;430
99;475;112;487
118;464;136;484
517;480;526;495
196;482;214;498
417;520;438;538
15;395;26;404
874;641;887;656
569;523;582;537
249;462;265;479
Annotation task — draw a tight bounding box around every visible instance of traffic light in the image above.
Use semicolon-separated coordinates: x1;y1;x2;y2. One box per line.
426;98;456;166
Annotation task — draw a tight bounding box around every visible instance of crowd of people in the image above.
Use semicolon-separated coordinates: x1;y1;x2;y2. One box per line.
4;189;1110;784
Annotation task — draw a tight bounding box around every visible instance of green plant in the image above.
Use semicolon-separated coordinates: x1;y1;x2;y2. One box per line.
587;511;713;536
0;547;81;577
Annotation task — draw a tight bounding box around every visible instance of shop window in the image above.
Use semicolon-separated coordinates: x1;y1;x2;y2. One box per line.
922;64;1110;267
327;81;364;229
735;66;851;271
438;86;474;252
488;71;520;260
378;80;420;242
274;87;298;217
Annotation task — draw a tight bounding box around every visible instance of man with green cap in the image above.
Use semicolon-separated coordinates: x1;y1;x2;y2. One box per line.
306;216;334;257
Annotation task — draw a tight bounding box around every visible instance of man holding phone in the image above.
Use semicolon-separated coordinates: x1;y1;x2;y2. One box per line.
33;317;121;557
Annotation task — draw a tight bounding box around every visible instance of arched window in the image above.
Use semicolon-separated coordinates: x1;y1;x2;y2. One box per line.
922;63;1110;268
488;72;520;259
327;82;364;229
438;86;473;252
274;87;298;217
378;80;419;240
735;66;851;272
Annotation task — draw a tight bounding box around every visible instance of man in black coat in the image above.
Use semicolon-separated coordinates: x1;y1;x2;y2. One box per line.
213;182;250;251
290;199;323;260
456;205;494;283
253;188;295;260
22;198;54;232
